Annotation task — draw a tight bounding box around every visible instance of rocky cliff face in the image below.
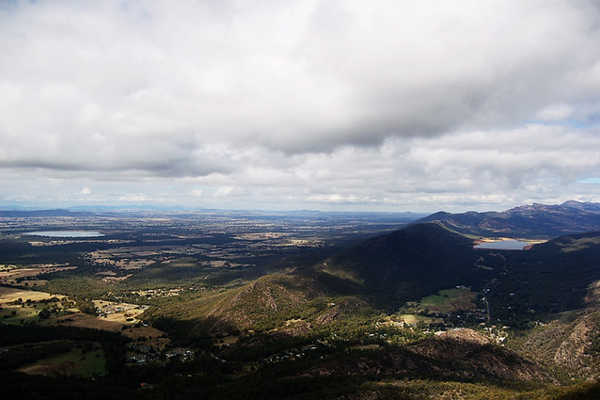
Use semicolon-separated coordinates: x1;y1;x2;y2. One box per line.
510;310;600;381
553;313;600;379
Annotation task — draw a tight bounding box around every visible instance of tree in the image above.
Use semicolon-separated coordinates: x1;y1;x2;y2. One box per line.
38;308;51;320
76;298;97;315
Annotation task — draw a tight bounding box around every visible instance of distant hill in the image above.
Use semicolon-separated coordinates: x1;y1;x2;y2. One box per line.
490;230;600;316
0;209;94;217
317;223;493;306
320;222;600;315
419;200;600;238
145;272;377;338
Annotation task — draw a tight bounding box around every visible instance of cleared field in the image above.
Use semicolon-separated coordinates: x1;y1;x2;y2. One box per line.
164;257;198;268
381;314;442;328
0;287;64;304
418;288;478;314
55;313;124;332
122;325;166;339
100;274;133;283
0;265;76;285
18;346;106;378
90;257;155;270
350;344;382;351
122;326;170;350
234;232;288;240
396;314;441;326
0;305;40;324
18;280;48;287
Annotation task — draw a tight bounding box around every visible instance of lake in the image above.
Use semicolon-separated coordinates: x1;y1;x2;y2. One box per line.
474;239;531;250
23;230;105;238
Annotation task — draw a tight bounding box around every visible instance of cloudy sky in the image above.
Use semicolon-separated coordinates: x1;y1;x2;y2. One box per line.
1;0;600;212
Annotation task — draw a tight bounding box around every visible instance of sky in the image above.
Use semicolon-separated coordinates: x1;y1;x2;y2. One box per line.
1;0;600;212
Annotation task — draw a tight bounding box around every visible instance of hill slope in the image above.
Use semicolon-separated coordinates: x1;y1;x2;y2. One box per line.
318;223;492;306
142;222;600;389
151;224;600;334
509;310;600;381
487;230;600;319
145;273;376;337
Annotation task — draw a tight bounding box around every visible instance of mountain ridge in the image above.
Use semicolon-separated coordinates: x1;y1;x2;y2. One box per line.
419;200;600;238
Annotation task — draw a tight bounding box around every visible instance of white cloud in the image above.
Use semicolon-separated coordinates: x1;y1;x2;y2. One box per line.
214;186;235;198
118;194;149;202
1;1;600;211
536;104;574;121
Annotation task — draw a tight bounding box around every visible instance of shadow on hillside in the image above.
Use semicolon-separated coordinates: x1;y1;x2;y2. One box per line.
150;315;241;346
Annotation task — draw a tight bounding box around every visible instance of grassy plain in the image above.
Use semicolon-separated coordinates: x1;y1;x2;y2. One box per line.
417;287;478;314
0;287;64;304
53;312;124;332
18;345;106;378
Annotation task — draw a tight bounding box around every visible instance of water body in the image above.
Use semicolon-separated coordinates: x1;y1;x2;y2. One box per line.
474;239;530;250
23;230;104;238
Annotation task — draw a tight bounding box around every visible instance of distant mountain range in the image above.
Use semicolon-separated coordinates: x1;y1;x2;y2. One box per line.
3;201;599;239
0;209;94;217
419;200;600;238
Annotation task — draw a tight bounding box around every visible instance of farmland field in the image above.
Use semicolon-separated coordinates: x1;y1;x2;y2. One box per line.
0;287;64;304
18;344;106;378
418;288;478;313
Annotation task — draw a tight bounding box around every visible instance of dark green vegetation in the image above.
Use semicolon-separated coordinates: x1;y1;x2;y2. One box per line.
2;206;600;399
319;223;488;308
420;200;600;238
